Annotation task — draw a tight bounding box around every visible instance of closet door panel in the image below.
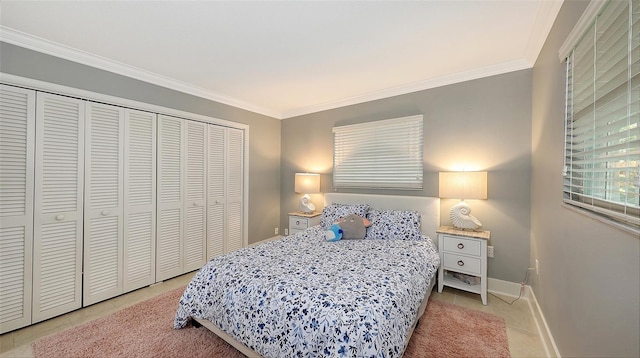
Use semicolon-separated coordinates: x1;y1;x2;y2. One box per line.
207;126;225;260
33;93;84;323
123;110;156;291
83;103;124;305
156;115;184;281
225;128;244;253
0;85;35;333
184;120;207;271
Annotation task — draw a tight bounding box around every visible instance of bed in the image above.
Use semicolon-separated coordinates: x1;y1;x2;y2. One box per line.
174;193;441;357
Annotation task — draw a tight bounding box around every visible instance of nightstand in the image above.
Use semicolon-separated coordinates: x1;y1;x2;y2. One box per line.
288;212;321;235
437;226;491;305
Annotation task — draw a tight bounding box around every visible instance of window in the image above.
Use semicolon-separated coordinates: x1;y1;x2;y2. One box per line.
563;0;639;229
333;115;423;189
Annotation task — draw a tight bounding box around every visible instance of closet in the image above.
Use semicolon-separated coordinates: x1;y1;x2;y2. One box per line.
0;82;246;334
207;126;244;259
32;92;85;323
0;85;35;332
83;103;157;306
156;115;208;282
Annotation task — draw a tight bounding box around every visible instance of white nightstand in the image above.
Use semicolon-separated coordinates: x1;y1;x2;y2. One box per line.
437;226;491;305
288;212;321;235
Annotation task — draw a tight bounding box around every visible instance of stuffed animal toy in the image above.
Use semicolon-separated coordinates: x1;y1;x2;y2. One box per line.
336;214;371;240
324;224;343;242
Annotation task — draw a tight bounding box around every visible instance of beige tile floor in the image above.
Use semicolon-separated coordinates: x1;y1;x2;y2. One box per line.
1;274;547;358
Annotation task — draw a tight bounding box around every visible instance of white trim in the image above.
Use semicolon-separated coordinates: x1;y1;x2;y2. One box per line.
3;26;537;120
486;279;560;357
526;286;562;357
487;277;523;297
558;0;608;61
0;73;247;130
524;0;564;65
1;73;250;251
561;203;640;236
282;59;531;118
0;26;281;119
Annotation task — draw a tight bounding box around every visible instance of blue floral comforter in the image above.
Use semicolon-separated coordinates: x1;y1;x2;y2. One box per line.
174;225;440;357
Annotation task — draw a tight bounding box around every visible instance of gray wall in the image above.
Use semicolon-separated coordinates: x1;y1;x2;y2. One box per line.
281;70;532;283
0;42;281;244
531;1;639;357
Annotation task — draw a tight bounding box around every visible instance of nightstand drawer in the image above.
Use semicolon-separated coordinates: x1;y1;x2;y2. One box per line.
289;217;309;230
443;253;481;275
442;235;481;256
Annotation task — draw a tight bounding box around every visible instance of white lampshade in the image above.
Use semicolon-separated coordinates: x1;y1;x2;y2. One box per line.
439;171;487;200
295;173;320;194
439;171;487;230
295;173;320;214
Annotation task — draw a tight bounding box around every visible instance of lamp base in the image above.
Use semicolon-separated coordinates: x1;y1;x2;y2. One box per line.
299;194;316;214
450;201;482;230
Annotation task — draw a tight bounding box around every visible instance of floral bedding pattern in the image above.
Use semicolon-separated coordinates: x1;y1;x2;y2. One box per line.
174;225;440;358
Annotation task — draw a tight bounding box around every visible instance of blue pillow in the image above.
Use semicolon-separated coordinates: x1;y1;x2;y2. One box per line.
324;224;343;242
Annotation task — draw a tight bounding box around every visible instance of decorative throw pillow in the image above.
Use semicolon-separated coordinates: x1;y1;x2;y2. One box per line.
320;203;370;229
324;224;343;242
336;214;372;239
365;209;423;240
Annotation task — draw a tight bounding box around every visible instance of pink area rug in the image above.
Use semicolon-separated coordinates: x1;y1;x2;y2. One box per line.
33;287;509;357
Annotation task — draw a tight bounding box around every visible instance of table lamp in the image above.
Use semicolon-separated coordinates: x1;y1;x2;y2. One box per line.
295;173;320;214
439;171;487;230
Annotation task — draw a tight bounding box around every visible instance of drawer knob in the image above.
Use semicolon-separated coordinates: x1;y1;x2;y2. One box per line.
457;260;465;267
457;243;464;249
296;220;300;225
55;214;65;221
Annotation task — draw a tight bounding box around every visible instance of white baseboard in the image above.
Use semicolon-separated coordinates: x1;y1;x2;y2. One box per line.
488;277;523;297
487;278;560;358
526;286;561;357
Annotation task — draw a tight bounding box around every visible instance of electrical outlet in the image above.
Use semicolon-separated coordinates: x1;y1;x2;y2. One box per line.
535;259;539;275
487;246;494;258
274;227;279;235
284;228;289;236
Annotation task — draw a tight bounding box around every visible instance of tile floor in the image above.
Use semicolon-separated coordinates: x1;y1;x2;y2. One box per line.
1;274;548;357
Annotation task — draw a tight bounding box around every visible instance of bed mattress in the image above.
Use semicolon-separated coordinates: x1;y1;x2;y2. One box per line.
174;225;440;357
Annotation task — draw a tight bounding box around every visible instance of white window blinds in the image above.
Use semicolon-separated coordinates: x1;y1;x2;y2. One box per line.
564;0;639;229
333;115;423;189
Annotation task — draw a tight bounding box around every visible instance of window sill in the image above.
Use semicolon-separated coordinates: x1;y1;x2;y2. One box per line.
561;203;640;237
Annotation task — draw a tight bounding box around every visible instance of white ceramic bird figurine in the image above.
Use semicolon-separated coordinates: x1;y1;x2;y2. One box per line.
450;201;482;230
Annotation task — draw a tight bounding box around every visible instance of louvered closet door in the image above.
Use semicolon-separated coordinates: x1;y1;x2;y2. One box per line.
183;120;207;272
123;109;156;292
156;115;184;281
207;125;225;260
33;93;84;323
83;103;124;306
0;85;35;334
225;128;244;253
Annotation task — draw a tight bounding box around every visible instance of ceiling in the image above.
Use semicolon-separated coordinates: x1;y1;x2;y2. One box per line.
0;1;563;119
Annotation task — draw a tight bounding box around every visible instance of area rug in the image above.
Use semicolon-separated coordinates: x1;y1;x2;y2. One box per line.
33;287;510;358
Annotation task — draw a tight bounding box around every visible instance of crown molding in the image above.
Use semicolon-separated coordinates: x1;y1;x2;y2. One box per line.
558;0;607;61
1;23;543;121
281;58;532;119
0;26;281;119
524;0;564;66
